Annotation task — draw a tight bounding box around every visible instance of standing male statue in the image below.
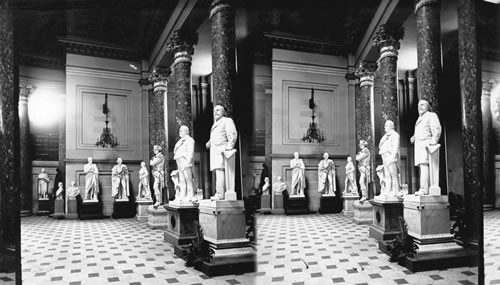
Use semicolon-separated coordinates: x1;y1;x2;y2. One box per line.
378;120;400;197
111;157;129;200
356;140;371;202
38;168;50;200
84;157;99;201
290;152;306;196
205;105;238;201
173;125;196;202
318;152;336;196
150;145;165;207
410;99;442;195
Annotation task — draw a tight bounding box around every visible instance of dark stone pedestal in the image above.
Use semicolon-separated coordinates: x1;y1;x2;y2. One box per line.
369;199;403;253
53;199;65;219
136;200;153;221
79;201;103;220
66;199;78;219
403;247;478;272
319;195;343;214
285;196;308;215
147;205;168;229
353;200;373;225
164;203;199;258
112;200;135;219
259;194;271;214
37;199;50;215
272;193;284;214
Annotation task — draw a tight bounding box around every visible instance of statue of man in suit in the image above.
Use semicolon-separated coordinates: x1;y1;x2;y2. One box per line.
378;120;400;197
173;125;196;202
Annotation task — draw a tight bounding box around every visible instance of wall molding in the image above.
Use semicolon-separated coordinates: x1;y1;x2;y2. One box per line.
272;60;347;77
67;65;140;82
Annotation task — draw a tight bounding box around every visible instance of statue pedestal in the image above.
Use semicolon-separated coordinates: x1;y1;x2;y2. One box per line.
353;200;372;224
112;200;135;219
272;193;284;214
147;205;168;229
53;199;65;219
164;202;199;258
369;198;403;253
402;195;477;271
342;194;359;217
259;194;271;214
318;195;342;214
285;195;308;215
37;199;50;215
65;199;78;219
136;200;153;221
79;200;103;220
198;200;255;276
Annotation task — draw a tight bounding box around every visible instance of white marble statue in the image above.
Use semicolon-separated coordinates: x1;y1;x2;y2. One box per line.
344;156;358;195
150;145;165;208
356;140;371;202
410;99;442;195
262;177;270;195
376;165;385;195
37;168;50;200
318;152;336;196
272;176;287;195
173;125;196;202
84;157;99;201
377;120;400;197
55;182;64;200
290;152;306;196
111;157;130;200
137;162;152;200
66;181;80;200
205;105;238;200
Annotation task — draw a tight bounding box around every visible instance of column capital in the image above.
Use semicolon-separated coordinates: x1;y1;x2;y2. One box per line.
148;66;171;92
19;84;33;101
355;62;377;87
415;0;441;14
210;0;233;20
166;29;198;63
482;80;496;97
373;24;404;52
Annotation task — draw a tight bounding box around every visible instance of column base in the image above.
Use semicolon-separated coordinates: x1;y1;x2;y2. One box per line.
164;204;199;258
343;194;359;217
53;199;65;219
20;210;32;217
319;195;342;214
285;196;308;215
79;201;103;220
147;205;168;229
112;200;135;219
353;200;373;224
136;200;153;221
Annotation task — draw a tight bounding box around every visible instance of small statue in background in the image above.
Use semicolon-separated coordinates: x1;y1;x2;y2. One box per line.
111;157;130;200
272;176;287;195
290;152;306;196
344;156;358;195
262;177;270;195
55;182;64;200
66;181;80;200
150;145;165;208
84;157;99;201
38;168;50;200
318;152;336;196
356;140;371;202
137;161;152;200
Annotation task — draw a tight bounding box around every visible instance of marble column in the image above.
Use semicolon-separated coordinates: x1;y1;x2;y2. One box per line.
58;92;66;187
19;84;32;217
482;80;495;207
264;89;272;173
373;24;404;131
458;0;483;257
0;0;21;275
407;70;419;194
166;29;198;133
210;0;236;116
415;0;442;110
200;76;212;198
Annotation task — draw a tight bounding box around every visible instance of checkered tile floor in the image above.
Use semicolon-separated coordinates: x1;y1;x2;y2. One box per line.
485;209;500;285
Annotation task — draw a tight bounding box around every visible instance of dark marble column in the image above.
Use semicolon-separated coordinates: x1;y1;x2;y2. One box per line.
58;93;66;187
19;84;32;217
210;0;236;116
373;24;404;131
482;80;495;207
458;1;483;280
264;89;272;173
0;0;21;275
415;0;442;110
167;29;198;133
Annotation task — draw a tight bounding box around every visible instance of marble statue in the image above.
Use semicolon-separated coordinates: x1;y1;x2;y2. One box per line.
262;177;270;195
377;120;400;197
150;145;165;208
344;156;358;195
356;140;371;202
318;152;336;196
52;168;63;199
272;176;287;195
376;165;385;195
55;182;64;200
173;125;196;202
205;105;238;200
111;157;130;200
137;161;152;200
410;99;442;195
290;152;306;196
66;181;80;200
84;157;99;201
171;170;181;201
37;168;50;200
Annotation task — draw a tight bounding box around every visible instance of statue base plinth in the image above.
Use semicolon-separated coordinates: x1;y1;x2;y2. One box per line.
272;193;284;214
37;199;50;215
285;196;308;215
198;199;255;276
112;200;135;219
224;192;237;201
369;199;403;253
147;205;168;229
136;200;153;221
259;194;272;214
353;200;372;224
164;204;199;258
65;199;78;219
79;200;103;220
53;199;65;219
342;194;359;217
319;195;342;214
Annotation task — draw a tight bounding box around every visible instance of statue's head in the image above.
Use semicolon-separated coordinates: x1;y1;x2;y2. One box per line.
141;161;146;167
277;176;283;182
418;99;430;115
71;180;76;186
359;140;368;149
384;120;395;133
116;157;122;164
347;156;352;162
153;145;162;154
264;177;269;183
179;125;189;138
293;152;299;159
214;105;225;121
87;157;93;164
41;168;45;173
323;152;329;159
58;182;63;187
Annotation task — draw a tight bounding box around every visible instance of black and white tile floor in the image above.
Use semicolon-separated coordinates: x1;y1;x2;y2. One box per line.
13;209;500;284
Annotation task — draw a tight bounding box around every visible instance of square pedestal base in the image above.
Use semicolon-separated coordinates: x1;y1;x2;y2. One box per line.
403;244;478;272
112;200;135;219
343;194;359;217
272;194;284;214
65;199;78;219
259;195;271;214
353;200;372;224
164;204;199;258
319;195;342;214
136;200;153;221
147;206;168;229
79;201;103;220
53;199;65;219
37;199;50;215
369;199;403;253
285;196;308;215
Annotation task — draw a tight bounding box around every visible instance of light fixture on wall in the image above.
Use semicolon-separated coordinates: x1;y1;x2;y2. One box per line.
95;93;119;148
302;88;325;143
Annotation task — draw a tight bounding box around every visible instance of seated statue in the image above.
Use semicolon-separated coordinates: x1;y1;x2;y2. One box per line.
272;176;287;195
344;156;358;195
111;157;130;200
55;182;64;200
38;168;50;200
137;161;152;200
318;152;336;196
377;120;400;197
262;177;270;195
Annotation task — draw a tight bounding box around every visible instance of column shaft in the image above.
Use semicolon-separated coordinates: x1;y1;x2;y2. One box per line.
173;53;193;132
19;85;32;216
200;77;212;198
482;80;495;206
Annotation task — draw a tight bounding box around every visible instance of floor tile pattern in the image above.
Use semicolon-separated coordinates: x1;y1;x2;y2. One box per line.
485;209;500;285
